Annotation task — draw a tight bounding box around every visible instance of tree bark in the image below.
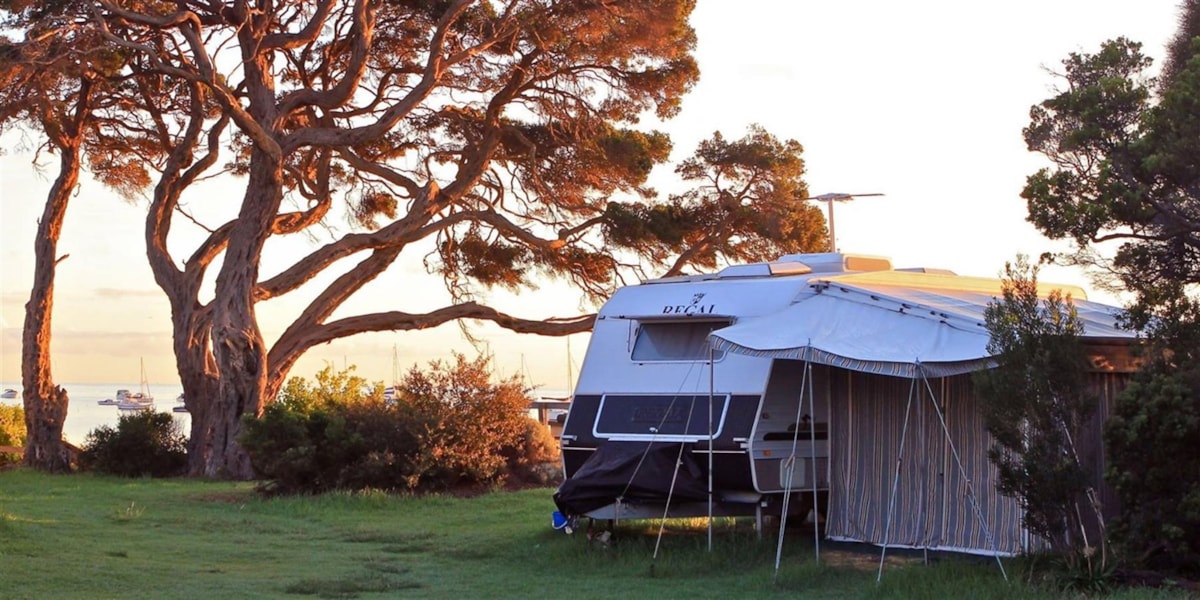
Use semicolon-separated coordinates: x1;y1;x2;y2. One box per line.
205;150;283;479
21;139;81;473
172;311;220;475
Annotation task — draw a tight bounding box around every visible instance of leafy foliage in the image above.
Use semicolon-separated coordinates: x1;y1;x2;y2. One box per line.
974;257;1101;559
79;411;188;478
240;356;545;495
1023;15;1200;577
503;416;562;485
605;125;827;277
273;365;379;414
1104;292;1200;577
0;403;24;446
1022;36;1199;298
395;353;534;487
0;403;25;466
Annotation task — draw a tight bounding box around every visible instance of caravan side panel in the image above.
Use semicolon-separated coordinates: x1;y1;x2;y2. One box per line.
825;371;1026;556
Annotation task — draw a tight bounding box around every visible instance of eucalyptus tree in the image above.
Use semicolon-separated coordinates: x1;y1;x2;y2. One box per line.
79;0;825;478
0;0;166;471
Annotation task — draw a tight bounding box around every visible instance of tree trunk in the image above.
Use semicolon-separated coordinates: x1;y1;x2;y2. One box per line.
207;320;265;479
203;151;282;479
21;141;80;473
173;318;220;475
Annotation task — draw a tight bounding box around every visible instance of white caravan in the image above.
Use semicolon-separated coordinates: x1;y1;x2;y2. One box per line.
554;252;1137;556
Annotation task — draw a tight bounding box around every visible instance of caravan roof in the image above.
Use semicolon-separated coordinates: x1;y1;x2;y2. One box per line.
600;253;898;320
704;256;1137;377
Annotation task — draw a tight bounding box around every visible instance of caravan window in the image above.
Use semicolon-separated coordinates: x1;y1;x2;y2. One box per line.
631;320;730;361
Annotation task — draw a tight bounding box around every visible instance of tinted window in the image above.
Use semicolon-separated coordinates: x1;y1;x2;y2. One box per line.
631;320;730;361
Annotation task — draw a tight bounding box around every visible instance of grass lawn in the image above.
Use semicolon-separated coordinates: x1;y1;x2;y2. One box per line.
0;469;1189;599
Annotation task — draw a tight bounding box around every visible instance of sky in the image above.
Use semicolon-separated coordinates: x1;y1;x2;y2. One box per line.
0;1;1185;391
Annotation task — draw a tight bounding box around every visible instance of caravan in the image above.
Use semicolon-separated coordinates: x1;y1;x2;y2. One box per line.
554;252;1138;556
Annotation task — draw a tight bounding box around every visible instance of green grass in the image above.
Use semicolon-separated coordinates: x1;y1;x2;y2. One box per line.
0;470;1189;600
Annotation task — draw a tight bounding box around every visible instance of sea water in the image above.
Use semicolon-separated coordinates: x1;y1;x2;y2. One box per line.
0;382;189;446
1;383;569;446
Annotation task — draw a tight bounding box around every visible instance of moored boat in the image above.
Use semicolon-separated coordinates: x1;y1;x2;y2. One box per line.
117;359;155;410
117;392;155;411
100;389;131;406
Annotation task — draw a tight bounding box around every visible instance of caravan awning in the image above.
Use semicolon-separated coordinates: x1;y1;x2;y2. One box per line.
708;290;992;378
708;277;1137;378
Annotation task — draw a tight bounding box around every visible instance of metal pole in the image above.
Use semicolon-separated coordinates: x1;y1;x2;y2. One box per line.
774;350;811;584
826;198;836;252
708;346;714;552
877;377;918;584
808;361;820;563
919;370;1009;581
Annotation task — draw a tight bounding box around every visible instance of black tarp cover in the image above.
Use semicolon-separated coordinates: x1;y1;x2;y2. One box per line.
553;441;710;516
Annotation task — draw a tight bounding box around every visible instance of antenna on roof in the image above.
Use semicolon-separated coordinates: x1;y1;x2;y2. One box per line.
806;192;884;252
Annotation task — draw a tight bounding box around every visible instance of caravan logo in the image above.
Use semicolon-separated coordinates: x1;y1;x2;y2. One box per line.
662;292;716;315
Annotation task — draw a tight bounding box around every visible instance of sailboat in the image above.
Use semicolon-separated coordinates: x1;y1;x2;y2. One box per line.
117;358;156;411
383;344;400;404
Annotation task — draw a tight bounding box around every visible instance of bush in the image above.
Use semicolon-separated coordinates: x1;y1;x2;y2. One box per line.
1105;368;1200;577
240;366;417;494
503;417;562;485
240;354;536;494
240;399;424;494
79;411;188;477
397;353;530;489
1105;294;1200;577
974;258;1100;557
0;403;25;466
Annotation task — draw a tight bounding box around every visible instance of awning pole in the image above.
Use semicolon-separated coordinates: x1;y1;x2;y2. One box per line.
773;346;813;584
877;376;918;584
807;359;820;564
708;345;714;553
919;369;1008;581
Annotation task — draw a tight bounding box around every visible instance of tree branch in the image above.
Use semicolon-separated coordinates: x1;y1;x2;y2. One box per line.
266;301;595;384
261;0;337;51
282;0;472;152
277;0;372;114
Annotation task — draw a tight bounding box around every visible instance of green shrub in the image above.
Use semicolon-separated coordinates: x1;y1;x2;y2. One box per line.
0;403;25;466
1105;294;1200;577
240;399;424;494
79;411;188;477
1105;368;1200;577
974;257;1099;558
240;354;533;494
240;366;411;494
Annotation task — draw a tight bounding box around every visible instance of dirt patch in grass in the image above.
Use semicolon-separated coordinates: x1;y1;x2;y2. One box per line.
284;572;422;599
190;490;257;504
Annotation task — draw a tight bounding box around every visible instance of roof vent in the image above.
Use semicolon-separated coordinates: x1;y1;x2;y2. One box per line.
715;260;814;279
774;252;892;273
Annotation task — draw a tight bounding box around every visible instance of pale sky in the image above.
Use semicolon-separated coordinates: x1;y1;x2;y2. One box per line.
0;1;1183;389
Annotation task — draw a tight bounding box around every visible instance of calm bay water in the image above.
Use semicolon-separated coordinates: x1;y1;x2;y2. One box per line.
1;382;566;446
0;382;189;446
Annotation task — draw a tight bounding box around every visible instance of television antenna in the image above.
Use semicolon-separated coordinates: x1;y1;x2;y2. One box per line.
806;192;884;252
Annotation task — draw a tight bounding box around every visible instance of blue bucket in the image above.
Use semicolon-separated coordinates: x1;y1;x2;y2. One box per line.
551;511;570;530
